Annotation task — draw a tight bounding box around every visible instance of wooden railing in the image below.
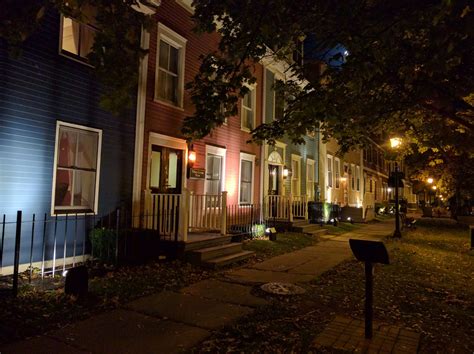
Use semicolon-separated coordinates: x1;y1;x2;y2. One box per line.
265;195;290;221
188;192;227;233
292;195;308;219
145;193;181;239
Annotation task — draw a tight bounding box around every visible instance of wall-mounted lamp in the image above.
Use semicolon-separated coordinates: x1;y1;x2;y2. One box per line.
188;145;196;166
283;166;290;179
387;187;392;193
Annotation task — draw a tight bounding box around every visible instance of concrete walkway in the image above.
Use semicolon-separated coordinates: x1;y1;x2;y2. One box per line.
2;220;394;354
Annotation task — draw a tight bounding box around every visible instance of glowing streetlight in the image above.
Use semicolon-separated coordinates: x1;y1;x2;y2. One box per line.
432;185;437;190
390;137;402;149
427;178;433;184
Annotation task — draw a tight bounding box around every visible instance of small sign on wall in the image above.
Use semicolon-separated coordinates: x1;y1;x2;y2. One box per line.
189;168;205;179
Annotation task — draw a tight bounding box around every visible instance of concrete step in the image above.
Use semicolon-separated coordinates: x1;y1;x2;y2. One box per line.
292;223;326;233
187;243;243;263
202;251;255;269
183;236;233;252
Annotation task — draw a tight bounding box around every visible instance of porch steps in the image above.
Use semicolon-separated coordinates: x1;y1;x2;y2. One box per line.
183;235;233;252
291;221;328;237
202;250;255;269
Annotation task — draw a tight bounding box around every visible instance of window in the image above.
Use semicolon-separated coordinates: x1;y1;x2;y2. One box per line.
335;158;340;189
52;122;102;214
306;159;315;199
239;153;255;204
241;87;255;131
155;23;187;107
327;156;333;188
60;14;97;63
291;155;301;195
351;164;355;190
264;68;285;123
205;154;223;195
356;165;360;191
149;146;183;193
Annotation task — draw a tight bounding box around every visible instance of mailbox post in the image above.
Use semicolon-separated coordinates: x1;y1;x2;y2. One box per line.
349;239;390;339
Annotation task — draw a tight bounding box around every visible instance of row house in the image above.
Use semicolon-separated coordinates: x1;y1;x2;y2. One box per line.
0;5;146;273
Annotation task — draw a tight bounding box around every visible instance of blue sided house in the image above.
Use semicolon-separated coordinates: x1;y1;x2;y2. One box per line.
0;9;136;274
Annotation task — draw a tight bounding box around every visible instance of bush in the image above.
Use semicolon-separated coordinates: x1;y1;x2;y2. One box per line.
89;228;118;263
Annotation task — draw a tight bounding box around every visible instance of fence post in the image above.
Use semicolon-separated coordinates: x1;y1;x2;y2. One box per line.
115;209;120;265
13;210;22;297
288;194;294;223
220;191;228;235
180;189;189;242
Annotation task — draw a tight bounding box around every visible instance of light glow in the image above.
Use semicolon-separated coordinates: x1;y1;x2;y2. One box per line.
188;150;196;163
390;137;402;149
427;178;433;184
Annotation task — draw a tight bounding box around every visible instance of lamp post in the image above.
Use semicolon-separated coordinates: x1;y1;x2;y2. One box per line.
390;138;402;238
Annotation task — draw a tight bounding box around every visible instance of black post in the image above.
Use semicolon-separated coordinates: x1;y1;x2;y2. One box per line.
393;163;402;238
115;209;120;265
13;210;22;297
364;261;373;339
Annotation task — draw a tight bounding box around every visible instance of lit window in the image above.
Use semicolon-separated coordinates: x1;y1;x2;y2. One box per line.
306;159;315;199
356;165;360;191
327;156;333;188
291;155;301;195
239;153;255;204
60;15;97;62
52;122;102;214
155;23;187;107
335;158;340;189
241;88;255;131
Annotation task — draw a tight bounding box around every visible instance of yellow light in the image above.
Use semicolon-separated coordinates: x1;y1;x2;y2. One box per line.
432;186;437;190
188;150;196;163
340;177;347;183
387;188;392;193
390;137;402;149
283;167;289;178
427;178;433;184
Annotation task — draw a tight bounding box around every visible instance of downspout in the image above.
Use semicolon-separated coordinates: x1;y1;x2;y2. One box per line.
132;27;151;221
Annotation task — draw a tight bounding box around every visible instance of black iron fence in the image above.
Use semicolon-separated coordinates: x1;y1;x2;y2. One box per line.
227;203;266;239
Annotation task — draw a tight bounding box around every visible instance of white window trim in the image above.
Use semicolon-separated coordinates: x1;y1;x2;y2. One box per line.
51;121;102;215
291;154;301;196
351;163;355;190
327;154;333;189
176;0;194;13
154;22;187;108
240;84;257;132
334;157;341;189
58;15;96;67
238;152;256;205
204;145;226;196
306;158;315;198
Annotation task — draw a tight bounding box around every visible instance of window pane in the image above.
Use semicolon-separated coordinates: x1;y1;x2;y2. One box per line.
73;170;96;209
150;151;161;188
245;109;254;130
243;91;251;107
62;17;80;55
157;69;167;100
57;128;77;167
240;182;251;203
55;169;73;207
168;152;178;189
241;160;252;182
169;45;179;74
159;40;169;69
79;24;96;58
77;131;98;169
169;74;178;103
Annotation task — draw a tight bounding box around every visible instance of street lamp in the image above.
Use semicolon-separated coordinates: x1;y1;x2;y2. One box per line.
427;177;433;184
389;137;402;238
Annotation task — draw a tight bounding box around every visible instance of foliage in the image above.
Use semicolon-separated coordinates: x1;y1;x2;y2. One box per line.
0;0;152;116
195;219;474;353
89;227;118;263
186;0;474;192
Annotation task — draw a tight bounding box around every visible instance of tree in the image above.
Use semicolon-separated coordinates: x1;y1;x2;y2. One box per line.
184;0;474;199
0;0;152;115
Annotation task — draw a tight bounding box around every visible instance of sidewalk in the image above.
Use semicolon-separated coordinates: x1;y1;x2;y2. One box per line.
2;220;394;354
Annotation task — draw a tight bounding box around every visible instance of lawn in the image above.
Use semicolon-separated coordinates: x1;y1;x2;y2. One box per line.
195;218;474;353
243;232;319;259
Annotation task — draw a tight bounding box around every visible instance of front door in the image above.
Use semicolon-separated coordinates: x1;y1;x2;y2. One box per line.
149;145;183;194
268;164;281;195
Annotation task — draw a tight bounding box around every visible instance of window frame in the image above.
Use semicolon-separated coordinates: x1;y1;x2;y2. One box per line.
327;155;333;188
204;145;227;197
334;158;341;189
59;15;98;66
306;158;315;199
238;152;256;205
240;85;256;132
351;163;355;190
154;23;187;108
51;121;102;215
291;154;302;196
356;165;361;191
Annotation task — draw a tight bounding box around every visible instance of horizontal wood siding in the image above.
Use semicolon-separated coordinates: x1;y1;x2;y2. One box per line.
0;10;136;265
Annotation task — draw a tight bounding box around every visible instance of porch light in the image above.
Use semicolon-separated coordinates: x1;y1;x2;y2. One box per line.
188;145;196;165
283;166;290;178
387;188;392;193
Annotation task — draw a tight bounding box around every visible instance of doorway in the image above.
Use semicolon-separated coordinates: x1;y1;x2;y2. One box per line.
149;145;183;194
268;164;281;195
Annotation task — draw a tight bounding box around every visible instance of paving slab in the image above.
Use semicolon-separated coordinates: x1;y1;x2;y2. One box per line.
127;291;253;330
288;256;350;276
313;316;420;353
226;268;315;284
48;309;209;354
251;251;314;271
181;279;268;307
1;336;88;354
